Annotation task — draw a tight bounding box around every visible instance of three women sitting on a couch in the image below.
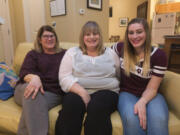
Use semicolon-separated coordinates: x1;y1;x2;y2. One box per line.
15;18;169;135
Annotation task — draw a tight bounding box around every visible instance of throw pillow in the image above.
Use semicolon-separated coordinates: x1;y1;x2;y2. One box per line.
0;62;19;100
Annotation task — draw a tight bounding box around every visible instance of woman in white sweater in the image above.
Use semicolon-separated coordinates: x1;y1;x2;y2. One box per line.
55;21;120;135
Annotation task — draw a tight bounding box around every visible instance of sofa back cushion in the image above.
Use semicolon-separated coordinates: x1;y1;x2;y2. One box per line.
159;71;180;119
13;42;34;75
13;42;116;75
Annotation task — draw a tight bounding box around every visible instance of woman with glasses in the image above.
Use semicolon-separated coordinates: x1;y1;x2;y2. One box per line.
14;25;66;135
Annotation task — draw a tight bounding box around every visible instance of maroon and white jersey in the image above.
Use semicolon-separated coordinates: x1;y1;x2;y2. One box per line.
112;42;167;96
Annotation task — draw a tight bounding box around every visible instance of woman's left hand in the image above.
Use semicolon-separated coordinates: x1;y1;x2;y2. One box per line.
134;98;147;130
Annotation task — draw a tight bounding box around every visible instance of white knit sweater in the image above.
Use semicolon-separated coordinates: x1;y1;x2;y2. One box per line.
59;47;120;94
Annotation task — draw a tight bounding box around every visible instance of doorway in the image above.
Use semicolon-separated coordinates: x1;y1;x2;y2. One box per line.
23;0;46;42
0;0;14;66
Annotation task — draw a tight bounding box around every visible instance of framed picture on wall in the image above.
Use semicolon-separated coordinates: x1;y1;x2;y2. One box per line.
119;17;128;27
87;0;102;10
50;0;66;16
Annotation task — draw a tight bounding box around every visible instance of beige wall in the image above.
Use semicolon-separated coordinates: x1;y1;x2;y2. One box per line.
148;0;180;24
0;25;5;61
9;0;26;50
109;0;148;40
147;0;159;29
8;0;161;49
8;0;109;50
45;0;109;43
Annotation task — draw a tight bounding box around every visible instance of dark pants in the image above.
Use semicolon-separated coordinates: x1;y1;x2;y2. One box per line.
55;90;118;135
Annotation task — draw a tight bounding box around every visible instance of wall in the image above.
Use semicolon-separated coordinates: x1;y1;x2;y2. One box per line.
0;25;4;61
158;0;180;3
45;0;109;43
23;0;46;42
9;0;26;50
147;0;159;29
8;0;109;51
8;0;162;48
147;0;180;29
109;0;147;40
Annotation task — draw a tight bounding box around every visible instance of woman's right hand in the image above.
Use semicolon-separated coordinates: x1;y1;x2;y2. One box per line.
69;83;91;107
24;75;45;99
79;89;91;107
134;97;147;130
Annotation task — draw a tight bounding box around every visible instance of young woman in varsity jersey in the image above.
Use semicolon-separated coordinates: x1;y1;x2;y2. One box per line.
112;18;169;135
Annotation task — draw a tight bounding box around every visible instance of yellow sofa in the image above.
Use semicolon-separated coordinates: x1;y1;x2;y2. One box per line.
0;42;180;135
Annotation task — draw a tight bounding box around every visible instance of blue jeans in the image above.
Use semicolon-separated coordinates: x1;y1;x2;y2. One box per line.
118;92;169;135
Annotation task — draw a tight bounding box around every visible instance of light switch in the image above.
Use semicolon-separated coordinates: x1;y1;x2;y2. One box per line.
0;17;5;25
79;9;85;15
52;21;56;28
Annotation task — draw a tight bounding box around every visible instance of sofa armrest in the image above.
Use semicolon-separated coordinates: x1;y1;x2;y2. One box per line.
159;71;180;119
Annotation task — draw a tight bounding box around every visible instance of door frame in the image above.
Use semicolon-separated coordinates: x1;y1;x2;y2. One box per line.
0;0;14;66
22;0;46;42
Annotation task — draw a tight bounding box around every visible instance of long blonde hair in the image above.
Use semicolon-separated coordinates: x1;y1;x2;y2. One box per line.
79;21;104;55
124;18;151;76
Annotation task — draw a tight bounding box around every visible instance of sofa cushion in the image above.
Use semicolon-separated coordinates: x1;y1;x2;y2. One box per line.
0;98;20;134
168;112;180;135
0;97;123;135
1;96;180;135
48;105;62;135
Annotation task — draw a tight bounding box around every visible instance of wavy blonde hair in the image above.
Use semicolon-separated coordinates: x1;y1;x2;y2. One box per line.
79;21;105;55
124;18;151;76
34;25;61;53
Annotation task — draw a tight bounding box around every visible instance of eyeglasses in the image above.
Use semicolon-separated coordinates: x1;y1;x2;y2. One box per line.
42;34;55;39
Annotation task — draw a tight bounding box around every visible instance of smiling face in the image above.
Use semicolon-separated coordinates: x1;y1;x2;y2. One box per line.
128;23;146;51
79;21;104;55
40;31;56;54
83;31;100;50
